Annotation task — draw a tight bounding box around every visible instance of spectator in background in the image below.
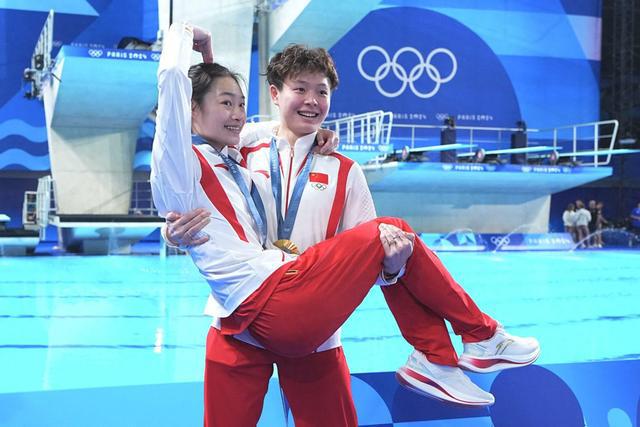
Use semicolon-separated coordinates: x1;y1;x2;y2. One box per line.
594;201;609;248
574;200;592;248
562;203;577;243
470;148;485;164
587;200;597;247
630;202;640;247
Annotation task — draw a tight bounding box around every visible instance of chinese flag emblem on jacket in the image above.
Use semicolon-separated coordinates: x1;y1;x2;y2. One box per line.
309;172;329;190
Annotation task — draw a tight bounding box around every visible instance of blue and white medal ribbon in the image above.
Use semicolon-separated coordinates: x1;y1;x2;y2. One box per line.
269;137;314;245
192;135;267;247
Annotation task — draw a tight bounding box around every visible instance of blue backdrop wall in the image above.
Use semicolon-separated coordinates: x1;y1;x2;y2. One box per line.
0;0;602;171
5;1;636;230
327;1;602;129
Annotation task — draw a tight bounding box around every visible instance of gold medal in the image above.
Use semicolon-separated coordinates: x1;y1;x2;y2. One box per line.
273;239;300;255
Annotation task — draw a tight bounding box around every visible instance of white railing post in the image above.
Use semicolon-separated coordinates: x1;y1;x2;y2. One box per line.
606;121;619;165
411;126;415;149
572;126;577;163
593;123;599;167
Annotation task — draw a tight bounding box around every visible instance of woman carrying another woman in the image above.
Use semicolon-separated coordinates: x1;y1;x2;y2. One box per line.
151;22;540;425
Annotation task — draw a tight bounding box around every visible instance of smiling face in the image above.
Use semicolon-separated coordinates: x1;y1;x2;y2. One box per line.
191;76;246;150
270;72;330;143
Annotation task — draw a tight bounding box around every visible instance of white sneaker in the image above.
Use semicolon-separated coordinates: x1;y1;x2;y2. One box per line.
458;325;540;373
396;350;495;406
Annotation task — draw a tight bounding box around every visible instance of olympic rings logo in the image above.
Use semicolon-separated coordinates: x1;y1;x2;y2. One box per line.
87;49;104;58
357;46;457;98
490;236;510;246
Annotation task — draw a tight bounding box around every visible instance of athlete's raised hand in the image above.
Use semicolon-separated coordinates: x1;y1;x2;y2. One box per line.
191;25;213;63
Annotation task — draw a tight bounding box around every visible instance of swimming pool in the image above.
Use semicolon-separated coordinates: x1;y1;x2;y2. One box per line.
2;250;638;395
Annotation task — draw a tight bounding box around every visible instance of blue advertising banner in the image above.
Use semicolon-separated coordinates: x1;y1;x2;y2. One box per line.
421;232;575;251
58;46;160;62
438;163;579;174
483;233;575;251
421;232;487;251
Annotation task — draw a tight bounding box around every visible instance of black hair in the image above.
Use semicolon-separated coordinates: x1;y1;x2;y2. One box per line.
188;62;244;106
266;44;339;91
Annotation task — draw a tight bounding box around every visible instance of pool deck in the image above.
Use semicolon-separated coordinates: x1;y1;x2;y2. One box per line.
1;250;639;426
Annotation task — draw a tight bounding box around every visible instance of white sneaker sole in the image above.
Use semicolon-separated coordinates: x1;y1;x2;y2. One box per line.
395;366;494;407
458;346;541;373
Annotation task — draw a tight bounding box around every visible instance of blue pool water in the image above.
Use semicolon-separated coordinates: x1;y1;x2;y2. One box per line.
1;250;638;397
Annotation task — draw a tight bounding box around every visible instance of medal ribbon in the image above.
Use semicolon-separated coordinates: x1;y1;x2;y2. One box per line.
269;137;314;240
192;135;267;247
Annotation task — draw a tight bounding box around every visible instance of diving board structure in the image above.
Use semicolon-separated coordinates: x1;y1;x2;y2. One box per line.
406;143;475;153
49;215;164;255
43;45;159;215
362;161;613;234
364;143;476;164
356;120;628;234
29;12;162;253
558;148;640;157
0;214;39;256
456;145;559;157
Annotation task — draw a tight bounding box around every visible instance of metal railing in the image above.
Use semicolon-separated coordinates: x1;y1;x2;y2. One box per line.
532;120;619;166
24;10;54;100
391;124;532;156
251;110;394;154
130;181;158;216
35;175;56;239
324;110;394;149
34;176;159;226
390;120;621;167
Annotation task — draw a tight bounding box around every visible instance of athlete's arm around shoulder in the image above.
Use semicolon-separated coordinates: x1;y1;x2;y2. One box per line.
239;123;339;154
240;121;278;148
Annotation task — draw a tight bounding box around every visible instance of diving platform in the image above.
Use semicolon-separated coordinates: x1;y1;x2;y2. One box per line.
0;229;39;256
406;143;475;153
43;45;158;215
50;215;164;255
456;145;559;157
362;162;612;234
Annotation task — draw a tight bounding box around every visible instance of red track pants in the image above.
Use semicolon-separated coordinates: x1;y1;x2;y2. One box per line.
205;217;496;426
245;217;497;360
204;328;356;427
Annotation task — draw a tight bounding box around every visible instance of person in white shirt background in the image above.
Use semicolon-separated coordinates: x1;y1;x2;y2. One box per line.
573;200;592;248
562;202;577;243
153;22;540;426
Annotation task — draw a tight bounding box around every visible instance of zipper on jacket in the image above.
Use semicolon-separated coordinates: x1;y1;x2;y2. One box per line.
284;148;295;213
